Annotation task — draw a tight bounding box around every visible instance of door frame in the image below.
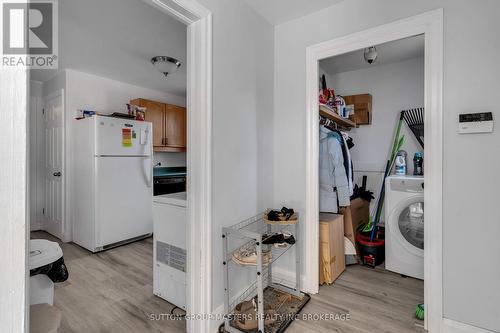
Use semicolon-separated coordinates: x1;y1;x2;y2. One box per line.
41;89;65;240
304;9;443;332
1;0;213;332
144;1;213;333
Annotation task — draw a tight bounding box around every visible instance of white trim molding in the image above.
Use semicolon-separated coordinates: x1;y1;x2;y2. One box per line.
145;1;213;333
0;69;29;331
305;9;443;332
185;11;213;333
443;319;496;333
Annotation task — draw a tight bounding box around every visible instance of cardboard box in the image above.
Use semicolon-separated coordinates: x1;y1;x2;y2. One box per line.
340;198;370;249
343;94;372;125
319;213;345;284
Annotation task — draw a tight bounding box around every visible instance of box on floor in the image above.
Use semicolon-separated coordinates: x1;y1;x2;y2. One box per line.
340;198;370;251
319;213;345;284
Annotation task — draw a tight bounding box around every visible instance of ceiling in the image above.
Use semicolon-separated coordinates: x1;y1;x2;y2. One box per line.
30;0;187;96
241;0;345;25
320;34;425;75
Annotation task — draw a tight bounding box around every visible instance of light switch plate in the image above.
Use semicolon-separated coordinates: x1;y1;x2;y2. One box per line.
458;112;493;134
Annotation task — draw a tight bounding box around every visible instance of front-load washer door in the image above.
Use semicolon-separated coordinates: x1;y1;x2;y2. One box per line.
388;195;424;257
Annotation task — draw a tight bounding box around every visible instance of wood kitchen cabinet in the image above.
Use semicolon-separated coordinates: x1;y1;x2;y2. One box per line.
130;98;186;152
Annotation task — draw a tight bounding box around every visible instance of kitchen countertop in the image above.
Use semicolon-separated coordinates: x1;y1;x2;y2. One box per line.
153;192;187;207
153;167;187;177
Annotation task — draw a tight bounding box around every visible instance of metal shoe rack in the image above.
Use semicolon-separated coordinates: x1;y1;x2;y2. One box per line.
222;212;304;333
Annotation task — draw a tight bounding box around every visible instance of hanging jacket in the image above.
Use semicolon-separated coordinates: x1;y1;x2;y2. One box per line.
340;131;354;196
330;130;354;196
319;126;350;213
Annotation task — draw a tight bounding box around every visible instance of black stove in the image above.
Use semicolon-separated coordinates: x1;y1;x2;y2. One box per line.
153;167;186;196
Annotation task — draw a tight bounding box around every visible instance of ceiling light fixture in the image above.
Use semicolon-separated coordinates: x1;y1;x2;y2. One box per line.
151;56;181;77
364;46;378;64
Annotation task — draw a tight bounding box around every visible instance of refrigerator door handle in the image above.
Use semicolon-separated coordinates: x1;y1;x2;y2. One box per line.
145;156;153;188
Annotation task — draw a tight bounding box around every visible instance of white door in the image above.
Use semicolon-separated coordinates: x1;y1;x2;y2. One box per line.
43;92;64;239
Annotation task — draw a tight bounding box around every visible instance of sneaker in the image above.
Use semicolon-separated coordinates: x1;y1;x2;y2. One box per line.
232;244;272;266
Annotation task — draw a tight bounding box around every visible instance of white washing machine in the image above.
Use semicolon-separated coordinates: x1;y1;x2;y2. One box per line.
385;175;424;280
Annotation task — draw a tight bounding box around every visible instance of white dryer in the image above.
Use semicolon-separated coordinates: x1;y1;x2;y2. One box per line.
385;175;424;280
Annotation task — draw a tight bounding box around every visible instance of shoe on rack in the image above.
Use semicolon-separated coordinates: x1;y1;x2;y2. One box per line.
262;232;296;248
281;207;295;221
264;208;297;225
234;299;277;330
266;210;281;221
232;244;272;266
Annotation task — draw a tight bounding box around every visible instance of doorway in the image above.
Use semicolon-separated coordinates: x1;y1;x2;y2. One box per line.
304;9;443;332
21;0;213;332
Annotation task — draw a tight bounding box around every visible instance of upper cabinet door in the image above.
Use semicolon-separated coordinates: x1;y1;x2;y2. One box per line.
132;99;165;147
165;104;186;149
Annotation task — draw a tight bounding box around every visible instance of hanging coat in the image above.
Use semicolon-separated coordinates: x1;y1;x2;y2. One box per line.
330;129;354;196
319;126;350;213
340;132;354;196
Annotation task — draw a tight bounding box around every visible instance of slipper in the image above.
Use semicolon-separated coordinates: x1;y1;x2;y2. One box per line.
235;303;277;330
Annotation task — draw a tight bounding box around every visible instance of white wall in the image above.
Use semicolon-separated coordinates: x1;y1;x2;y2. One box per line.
64;69;187;172
65;68;186;113
327;57;424;174
322;57;424;216
195;0;275;317
273;1;500;331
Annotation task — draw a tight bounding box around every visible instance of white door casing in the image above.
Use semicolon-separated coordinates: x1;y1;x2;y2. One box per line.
305;9;443;332
142;2;213;333
43;91;65;240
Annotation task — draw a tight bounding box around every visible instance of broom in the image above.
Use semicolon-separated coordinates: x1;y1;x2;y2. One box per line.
369;112;405;241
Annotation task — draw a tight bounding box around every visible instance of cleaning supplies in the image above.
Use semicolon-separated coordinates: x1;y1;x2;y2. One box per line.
394;150;407;175
413;152;424;176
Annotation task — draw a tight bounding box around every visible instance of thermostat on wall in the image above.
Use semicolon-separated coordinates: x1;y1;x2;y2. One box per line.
458;112;493;134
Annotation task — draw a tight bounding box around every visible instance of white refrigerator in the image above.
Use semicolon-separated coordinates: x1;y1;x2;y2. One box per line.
72;116;153;252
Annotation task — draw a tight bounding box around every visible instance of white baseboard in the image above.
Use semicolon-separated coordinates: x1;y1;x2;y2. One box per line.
443;318;496;333
210;303;225;333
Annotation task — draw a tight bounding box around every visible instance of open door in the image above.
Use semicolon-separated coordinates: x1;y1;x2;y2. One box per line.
43;91;64;239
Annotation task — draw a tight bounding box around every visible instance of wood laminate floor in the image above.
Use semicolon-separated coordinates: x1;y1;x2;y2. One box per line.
31;231;186;333
287;265;425;333
32;231;424;333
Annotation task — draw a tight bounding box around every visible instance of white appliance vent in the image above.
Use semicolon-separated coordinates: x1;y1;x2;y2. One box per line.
156;241;186;272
